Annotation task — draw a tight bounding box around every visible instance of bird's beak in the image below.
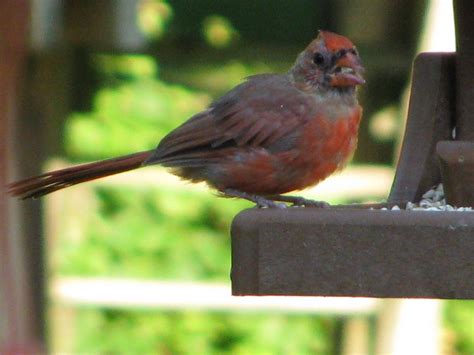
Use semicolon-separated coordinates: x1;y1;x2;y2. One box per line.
329;53;365;87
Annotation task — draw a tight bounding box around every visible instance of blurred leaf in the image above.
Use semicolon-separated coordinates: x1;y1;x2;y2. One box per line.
93;54;158;79
445;301;474;354
202;15;239;48
74;309;334;354
137;0;173;39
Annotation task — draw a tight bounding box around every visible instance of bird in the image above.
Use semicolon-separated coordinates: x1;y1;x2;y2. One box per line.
8;31;364;208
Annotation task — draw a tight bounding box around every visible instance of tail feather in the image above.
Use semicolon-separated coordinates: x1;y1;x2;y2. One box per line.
8;150;153;199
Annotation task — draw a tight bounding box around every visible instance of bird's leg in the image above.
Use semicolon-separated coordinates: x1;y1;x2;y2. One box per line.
222;189;287;209
265;194;330;208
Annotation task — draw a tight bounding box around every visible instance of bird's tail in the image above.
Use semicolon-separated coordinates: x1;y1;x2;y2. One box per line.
8;150;153;199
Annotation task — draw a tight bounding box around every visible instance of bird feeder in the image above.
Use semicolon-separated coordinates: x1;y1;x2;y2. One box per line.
231;0;474;299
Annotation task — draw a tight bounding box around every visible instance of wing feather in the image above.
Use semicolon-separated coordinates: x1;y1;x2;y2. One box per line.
145;74;315;167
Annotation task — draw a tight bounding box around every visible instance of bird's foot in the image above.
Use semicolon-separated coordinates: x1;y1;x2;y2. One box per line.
222;189;287;209
266;194;330;208
222;189;330;209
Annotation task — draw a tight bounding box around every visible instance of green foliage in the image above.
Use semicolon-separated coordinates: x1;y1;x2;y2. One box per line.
167;60;273;95
202;15;239;48
137;0;173;40
56;183;337;354
74;309;335;354
93;54;159;79
65;79;210;160
444;301;474;354
58;185;249;280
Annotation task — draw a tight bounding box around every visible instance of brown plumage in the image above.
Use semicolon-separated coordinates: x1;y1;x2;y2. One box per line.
8;31;364;208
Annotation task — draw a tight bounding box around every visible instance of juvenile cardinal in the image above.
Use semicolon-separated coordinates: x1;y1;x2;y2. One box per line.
9;31;364;208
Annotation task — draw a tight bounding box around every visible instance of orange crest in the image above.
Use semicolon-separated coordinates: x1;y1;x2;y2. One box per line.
318;31;355;52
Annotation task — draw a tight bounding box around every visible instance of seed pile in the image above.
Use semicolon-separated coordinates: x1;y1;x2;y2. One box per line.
382;184;473;211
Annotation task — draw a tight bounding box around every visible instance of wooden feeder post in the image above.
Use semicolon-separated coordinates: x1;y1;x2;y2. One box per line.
437;0;474;206
231;0;474;299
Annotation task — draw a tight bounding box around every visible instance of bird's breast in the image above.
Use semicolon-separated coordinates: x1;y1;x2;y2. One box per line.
264;104;362;193
210;105;362;195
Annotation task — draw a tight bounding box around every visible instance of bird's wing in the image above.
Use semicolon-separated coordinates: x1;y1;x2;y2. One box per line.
211;75;314;150
145;75;314;165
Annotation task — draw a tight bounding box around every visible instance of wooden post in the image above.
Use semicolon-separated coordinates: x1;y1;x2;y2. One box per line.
0;0;45;353
453;0;474;140
436;0;474;206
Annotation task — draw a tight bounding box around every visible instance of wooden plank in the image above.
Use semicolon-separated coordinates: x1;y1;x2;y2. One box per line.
231;208;474;298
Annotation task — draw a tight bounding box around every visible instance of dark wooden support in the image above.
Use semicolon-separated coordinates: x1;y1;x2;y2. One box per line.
436;0;474;207
453;0;474;140
437;141;474;205
388;53;454;204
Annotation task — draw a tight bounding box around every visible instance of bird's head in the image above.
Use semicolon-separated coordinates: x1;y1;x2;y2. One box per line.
290;31;365;94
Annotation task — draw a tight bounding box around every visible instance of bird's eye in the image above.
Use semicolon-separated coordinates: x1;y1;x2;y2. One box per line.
313;52;325;66
336;49;347;59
